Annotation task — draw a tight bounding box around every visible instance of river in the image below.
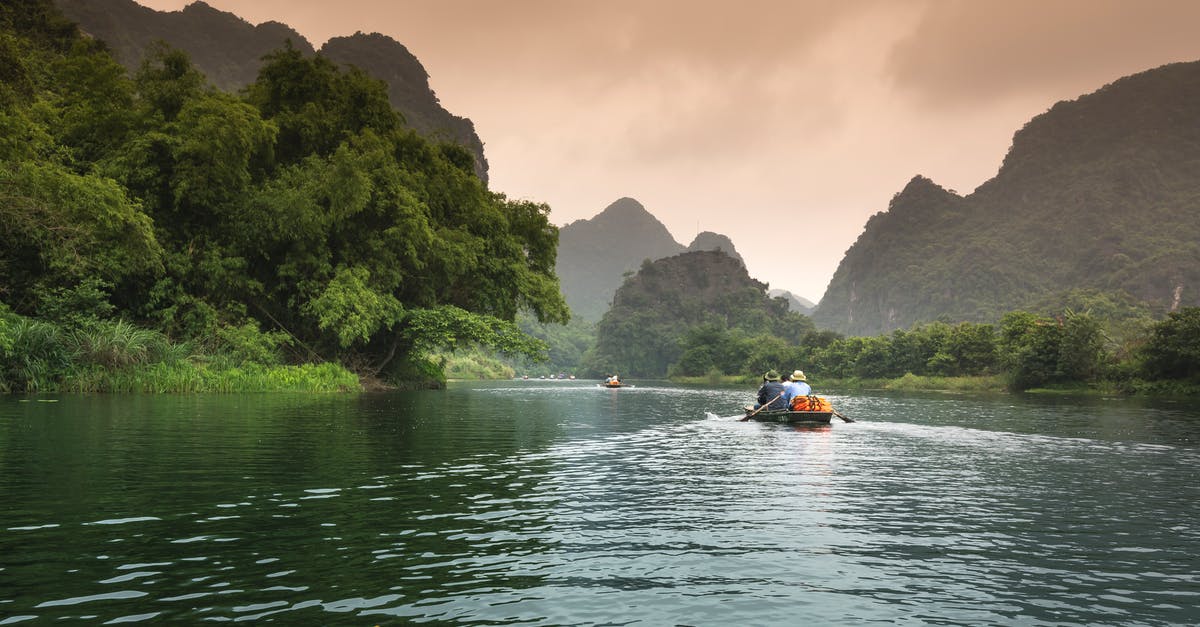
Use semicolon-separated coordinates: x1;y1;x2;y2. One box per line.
2;381;1198;625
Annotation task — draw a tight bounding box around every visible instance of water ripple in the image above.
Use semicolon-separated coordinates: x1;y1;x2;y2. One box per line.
3;386;1199;624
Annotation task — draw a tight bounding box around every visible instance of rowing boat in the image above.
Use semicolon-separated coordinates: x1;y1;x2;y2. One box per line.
742;408;833;424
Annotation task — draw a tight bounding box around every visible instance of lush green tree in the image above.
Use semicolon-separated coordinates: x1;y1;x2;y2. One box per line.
996;310;1102;390
0;3;568;387
1140;307;1200;380
0;162;162;314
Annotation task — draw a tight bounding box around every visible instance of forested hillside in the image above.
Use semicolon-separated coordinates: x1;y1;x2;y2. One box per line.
53;0;488;181
583;250;811;377
813;60;1200;336
0;0;564;391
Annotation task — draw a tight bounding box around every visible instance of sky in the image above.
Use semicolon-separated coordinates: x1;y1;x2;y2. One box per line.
134;0;1200;304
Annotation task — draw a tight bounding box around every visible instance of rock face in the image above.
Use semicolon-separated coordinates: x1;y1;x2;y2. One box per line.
812;60;1200;335
54;0;488;181
686;231;744;265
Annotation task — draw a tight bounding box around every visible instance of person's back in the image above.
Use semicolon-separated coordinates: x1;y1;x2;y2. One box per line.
756;370;789;410
786;370;812;398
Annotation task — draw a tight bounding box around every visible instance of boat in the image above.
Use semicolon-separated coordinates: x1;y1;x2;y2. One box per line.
604;381;623;388
742;407;833;424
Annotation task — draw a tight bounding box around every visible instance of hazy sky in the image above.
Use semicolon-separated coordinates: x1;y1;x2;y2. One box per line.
135;0;1200;303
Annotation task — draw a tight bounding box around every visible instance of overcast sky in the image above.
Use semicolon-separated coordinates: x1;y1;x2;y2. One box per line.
135;0;1200;303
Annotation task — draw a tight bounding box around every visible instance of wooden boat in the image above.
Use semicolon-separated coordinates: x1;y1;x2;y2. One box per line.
742;407;833;424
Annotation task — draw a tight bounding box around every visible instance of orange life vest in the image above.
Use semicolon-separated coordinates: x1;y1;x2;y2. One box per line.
791;395;831;412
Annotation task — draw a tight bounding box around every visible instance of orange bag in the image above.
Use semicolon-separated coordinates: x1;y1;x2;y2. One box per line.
791;395;831;412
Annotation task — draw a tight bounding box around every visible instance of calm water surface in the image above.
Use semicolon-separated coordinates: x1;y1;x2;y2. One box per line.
2;381;1199;625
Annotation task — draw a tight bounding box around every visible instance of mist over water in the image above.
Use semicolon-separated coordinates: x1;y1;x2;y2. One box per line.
2;383;1198;625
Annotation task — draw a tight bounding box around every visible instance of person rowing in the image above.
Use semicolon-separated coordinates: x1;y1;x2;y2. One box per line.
751;370;789;411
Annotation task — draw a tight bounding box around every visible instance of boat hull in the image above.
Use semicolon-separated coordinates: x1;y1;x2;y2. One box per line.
743;409;833;424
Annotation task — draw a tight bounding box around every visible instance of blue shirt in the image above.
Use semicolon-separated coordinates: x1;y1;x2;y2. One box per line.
782;380;812;405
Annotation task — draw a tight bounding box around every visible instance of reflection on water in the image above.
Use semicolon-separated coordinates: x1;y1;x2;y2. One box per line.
2;383;1199;624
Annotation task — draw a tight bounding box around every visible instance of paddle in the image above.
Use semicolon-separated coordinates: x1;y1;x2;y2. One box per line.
739;393;783;421
831;408;855;423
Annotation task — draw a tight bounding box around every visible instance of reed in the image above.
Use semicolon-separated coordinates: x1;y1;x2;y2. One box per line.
67;362;361;393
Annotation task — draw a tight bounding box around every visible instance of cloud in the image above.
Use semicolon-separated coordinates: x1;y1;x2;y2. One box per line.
886;0;1200;106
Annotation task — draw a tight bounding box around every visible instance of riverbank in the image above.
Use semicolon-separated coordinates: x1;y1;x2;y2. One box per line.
670;372;1009;392
671;372;1200;396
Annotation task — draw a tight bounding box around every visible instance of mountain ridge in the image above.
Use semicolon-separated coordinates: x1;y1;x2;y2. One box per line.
812;59;1200;336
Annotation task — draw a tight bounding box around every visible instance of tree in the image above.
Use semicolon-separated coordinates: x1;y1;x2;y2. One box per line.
1140;307;1200;380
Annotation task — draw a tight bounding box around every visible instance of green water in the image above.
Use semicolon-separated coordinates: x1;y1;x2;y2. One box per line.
2;382;1199;625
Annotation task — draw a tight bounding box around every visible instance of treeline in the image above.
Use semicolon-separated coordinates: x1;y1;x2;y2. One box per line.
0;1;565;392
670;306;1200;393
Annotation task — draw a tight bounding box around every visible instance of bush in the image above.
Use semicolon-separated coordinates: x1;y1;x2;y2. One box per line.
216;320;293;366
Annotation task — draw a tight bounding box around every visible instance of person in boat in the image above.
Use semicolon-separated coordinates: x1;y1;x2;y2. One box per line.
753;370;789;410
783;370;811;404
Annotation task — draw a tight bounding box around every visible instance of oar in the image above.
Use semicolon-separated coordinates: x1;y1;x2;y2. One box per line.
831;408;855;423
739;393;783;421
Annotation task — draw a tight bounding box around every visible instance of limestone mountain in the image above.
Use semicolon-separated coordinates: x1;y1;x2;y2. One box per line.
812;60;1200;336
319;33;487;181
555;198;684;321
53;0;488;181
555;198;744;321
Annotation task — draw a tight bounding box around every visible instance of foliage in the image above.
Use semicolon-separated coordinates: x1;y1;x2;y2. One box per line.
304;266;403;350
215;320;292;366
0;306;357;393
586;250;812;377
0;3;566;389
438;351;515;380
1139;307;1200;381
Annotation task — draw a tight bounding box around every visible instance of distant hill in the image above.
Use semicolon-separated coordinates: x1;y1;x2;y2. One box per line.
813;60;1200;336
54;0;488;181
555;198;744;321
583;250;805;377
555;198;684;321
768;289;815;315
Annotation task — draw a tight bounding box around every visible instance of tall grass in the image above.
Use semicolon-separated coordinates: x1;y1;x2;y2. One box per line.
3;318;71;392
68;319;167;368
2;314;361;394
80;362;361;393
